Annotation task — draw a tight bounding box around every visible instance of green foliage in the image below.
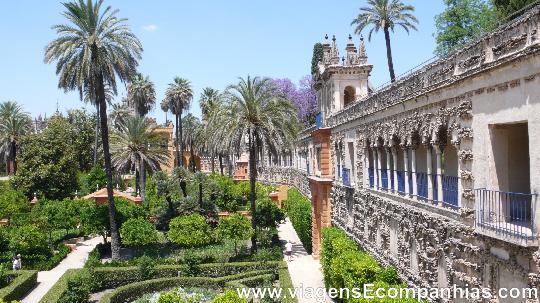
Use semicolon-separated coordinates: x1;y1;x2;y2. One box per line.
31;199;80;238
434;0;497;55
216;214;253;254
81;166;107;194
8;225;50;259
66;109;97;172
0;190;29;219
284;188;312;253
211;289;248;303
320;227;408;303
11;116;79;200
0;270;38;302
168;214;212;247
255;199;285;230
311;43;324;75
120;218;159;247
58;271;92;303
207;174;237;211
493;0;537;19
137;256;156;280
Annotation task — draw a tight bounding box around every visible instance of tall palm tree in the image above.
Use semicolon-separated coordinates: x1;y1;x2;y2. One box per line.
44;0;143;260
161;77;193;168
181;113;202;172
0;101;31;175
84;83;114;167
109;101;131;131
213;76;299;252
110;117;170;204
199;87;221;173
127;73;156;117
351;0;418;82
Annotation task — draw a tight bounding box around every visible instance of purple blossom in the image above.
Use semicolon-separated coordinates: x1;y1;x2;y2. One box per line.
270;75;317;125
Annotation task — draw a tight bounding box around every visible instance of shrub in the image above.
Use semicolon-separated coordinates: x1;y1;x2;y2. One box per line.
8;225;51;261
58;271;92;303
168;214;212;247
211;289;248;303
216;214;253;255
284;188;312;253
0;270;38;302
137;256;156;280
81;166;107;194
120;218;159;247
0;190;30;219
254;199;285;230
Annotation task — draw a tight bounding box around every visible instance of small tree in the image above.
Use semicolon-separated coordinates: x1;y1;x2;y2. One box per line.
216;213;253;255
120;217;159;247
255;199;285;230
0;189;30;218
168;214;212;247
8;225;50;259
211;289;248;303
82;166;107;194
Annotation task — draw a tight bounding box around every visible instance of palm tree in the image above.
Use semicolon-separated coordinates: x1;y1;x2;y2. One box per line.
84;83;114;167
161;77;193;168
351;0;418;82
181;113;202;172
109;101;131;131
44;0;143;260
0;101;31;175
110;117;170;204
127;73;156;117
199;87;222;173
214;76;299;252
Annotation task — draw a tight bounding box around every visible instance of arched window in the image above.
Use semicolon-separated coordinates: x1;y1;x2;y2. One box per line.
344;86;355;107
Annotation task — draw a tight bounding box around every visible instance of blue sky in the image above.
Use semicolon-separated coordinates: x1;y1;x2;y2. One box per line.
0;1;445;123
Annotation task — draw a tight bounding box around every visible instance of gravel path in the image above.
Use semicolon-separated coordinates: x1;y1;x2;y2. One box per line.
277;218;333;303
21;237;102;303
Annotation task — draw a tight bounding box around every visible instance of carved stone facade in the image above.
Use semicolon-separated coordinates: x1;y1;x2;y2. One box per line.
259;4;540;302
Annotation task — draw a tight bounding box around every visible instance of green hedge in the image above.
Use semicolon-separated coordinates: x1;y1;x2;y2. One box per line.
321;227;418;303
0;270;38;301
278;265;298;303
284;188;312;253
39;261;284;303
99;270;279;303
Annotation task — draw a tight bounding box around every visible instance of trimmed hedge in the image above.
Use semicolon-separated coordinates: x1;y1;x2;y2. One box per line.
284;188;312;253
0;270;38;301
321;227;417;303
278;265;298;303
39;261;284;303
99;270;279;303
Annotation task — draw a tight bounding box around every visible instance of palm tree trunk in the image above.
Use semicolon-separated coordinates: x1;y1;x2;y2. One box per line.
219;154;224;175
179;113;184;167
175;114;181;167
140;160;146;206
9;140;16;175
227;151;233;178
384;26;396;82
93;103;100;167
190;143;195;172
96;73;121;261
198;181;203;209
211;153;215;173
248;129;258;253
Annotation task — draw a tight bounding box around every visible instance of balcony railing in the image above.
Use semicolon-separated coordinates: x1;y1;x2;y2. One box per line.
315;112;322;129
380;169;388;191
475;188;537;241
442;175;459;207
396;171;405;194
368;168;374;188
342;167;351;187
416;172;428;200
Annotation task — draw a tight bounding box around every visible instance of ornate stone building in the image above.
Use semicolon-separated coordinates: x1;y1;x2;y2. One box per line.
259;4;540;302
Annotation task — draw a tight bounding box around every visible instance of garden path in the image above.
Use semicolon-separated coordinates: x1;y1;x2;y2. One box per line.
21;236;102;303
277;218;333;303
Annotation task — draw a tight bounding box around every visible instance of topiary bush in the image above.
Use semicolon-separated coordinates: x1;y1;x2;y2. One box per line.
216;214;253;255
211;289;248;303
120;218;159;247
168;214;212;247
283;188;312;253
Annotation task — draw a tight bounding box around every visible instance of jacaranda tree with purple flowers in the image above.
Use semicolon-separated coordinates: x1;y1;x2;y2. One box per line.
270;75;317;126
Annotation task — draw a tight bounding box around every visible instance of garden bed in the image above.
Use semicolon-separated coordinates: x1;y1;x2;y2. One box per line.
0;270;38;301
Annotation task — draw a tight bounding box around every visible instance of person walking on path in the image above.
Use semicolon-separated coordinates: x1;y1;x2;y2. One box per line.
285;240;293;261
12;254;21;271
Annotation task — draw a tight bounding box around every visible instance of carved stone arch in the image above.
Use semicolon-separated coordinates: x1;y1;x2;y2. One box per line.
390;134;401;148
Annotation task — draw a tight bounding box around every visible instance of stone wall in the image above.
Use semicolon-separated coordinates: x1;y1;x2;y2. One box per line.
258;166;311;199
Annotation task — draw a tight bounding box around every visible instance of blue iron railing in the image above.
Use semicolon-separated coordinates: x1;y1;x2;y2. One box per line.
432;174;438;202
396;171;405;194
380;169;388;190
416;172;428;200
390;170;395;191
368;168;374;188
475;188;537;241
342;167;351;187
315;112;322;129
408;171;413;195
442;175;459;207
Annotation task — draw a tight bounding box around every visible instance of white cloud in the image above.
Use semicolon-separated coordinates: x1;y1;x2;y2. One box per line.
143;24;158;32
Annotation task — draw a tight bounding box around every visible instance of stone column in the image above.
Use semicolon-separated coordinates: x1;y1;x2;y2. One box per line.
374;147;380;189
426;144;434;201
411;147;418;199
403;146;410;197
392;147;398;193
385;148;392;191
434;144;444;206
